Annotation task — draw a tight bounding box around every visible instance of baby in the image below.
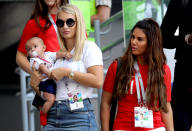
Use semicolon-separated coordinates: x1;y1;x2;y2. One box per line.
25;37;72;115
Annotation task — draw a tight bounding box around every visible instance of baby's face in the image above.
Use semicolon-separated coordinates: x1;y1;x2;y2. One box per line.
26;38;45;58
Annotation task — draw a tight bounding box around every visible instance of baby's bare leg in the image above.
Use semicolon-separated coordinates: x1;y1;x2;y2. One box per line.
39;64;51;77
41;92;55;114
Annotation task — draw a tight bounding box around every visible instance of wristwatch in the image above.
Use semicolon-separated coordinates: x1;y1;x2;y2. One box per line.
69;70;74;79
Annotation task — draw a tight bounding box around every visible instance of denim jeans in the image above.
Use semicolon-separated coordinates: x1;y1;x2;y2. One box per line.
43;98;98;131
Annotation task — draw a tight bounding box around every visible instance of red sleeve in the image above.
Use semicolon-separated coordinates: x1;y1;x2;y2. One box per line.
17;19;40;54
103;60;118;93
164;64;172;102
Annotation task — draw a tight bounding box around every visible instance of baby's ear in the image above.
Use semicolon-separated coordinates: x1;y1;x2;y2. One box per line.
43;45;46;51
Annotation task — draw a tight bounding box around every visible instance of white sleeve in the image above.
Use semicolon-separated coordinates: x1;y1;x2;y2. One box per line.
96;0;112;8
83;41;103;68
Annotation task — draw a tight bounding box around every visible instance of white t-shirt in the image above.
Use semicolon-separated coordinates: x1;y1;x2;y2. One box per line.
53;40;103;100
30;52;56;80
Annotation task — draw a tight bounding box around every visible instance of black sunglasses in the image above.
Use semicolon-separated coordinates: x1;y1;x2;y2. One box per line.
56;18;76;28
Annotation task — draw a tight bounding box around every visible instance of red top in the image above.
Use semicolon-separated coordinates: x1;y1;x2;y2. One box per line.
103;60;172;131
17;14;60;54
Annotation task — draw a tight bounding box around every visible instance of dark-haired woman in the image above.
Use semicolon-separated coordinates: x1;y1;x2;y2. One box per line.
16;0;68;126
101;18;174;131
16;0;68;74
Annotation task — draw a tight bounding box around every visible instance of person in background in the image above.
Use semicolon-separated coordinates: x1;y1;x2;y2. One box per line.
15;0;68;126
101;18;174;131
30;4;104;130
161;0;192;130
70;0;111;40
91;0;111;24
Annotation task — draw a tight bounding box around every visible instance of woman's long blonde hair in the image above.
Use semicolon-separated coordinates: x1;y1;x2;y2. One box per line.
57;4;87;61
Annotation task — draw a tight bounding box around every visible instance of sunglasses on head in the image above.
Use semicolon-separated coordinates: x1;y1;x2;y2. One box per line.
56;18;76;28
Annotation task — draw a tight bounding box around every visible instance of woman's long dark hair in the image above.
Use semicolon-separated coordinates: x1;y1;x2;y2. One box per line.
114;18;168;112
30;0;68;30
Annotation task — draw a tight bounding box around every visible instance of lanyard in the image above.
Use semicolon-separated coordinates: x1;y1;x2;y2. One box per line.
48;13;58;35
65;61;81;93
134;61;146;105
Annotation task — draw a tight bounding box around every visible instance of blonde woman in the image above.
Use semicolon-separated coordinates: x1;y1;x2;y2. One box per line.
30;4;104;131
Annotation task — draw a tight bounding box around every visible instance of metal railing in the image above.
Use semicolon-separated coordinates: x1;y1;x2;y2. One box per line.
19;70;35;131
94;11;124;128
100;10;124;53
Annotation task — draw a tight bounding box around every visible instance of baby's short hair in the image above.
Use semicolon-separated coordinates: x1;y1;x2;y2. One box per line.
26;37;44;48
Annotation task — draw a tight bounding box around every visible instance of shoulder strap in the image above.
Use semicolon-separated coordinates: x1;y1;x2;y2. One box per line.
116;57;122;74
109;57;121;131
113;57;121;95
